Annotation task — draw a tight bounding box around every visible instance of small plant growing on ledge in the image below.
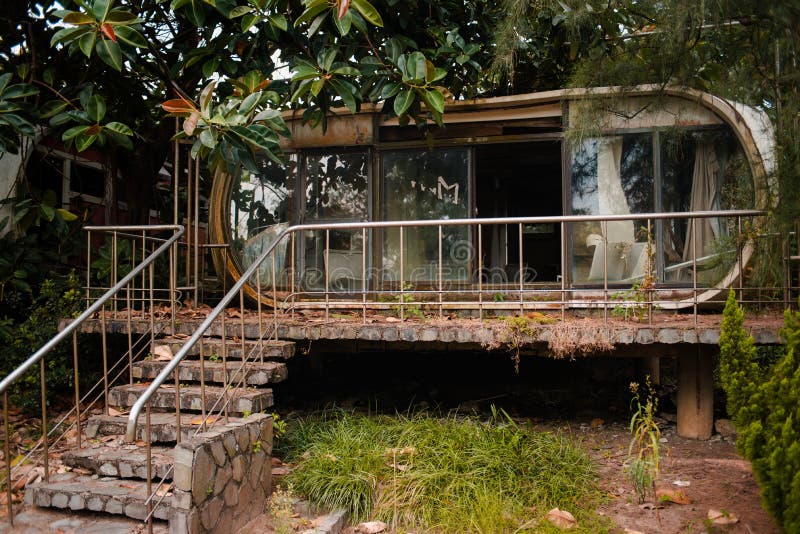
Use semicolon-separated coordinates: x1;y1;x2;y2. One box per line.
268;483;298;534
626;377;660;504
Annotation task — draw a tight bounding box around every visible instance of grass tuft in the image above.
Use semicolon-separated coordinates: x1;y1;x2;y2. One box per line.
277;409;609;533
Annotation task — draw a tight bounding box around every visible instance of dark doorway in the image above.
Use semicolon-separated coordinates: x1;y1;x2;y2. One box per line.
476;141;562;283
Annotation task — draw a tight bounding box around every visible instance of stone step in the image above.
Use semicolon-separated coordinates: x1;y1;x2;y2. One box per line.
25;473;173;521
85;413;252;443
154;338;295;361
61;445;172;480
132;359;287;386
108;384;273;415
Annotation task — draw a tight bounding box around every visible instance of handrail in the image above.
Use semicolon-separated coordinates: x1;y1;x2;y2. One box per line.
125;209;764;440
0;225;185;396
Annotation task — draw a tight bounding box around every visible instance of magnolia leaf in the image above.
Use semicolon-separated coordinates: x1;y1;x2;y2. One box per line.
56;208;79;222
104;121;132;135
333;10;351;35
337;0;349;19
422;88;444;114
78;32;96;58
393;88;413;117
95;38;123;70
50;26;92;47
63;12;95;25
38;100;68;119
100;23;117;41
183;110;200;135
253;108;281;121
86;94;106;122
350;0;382;27
92;0;112;21
329;78;357;113
162;98;197;115
113;26;147;48
295;1;327;26
199;80;216;115
106;9;139;24
228;5;253;17
268;14;287;31
62;125;90;140
75;133;98;151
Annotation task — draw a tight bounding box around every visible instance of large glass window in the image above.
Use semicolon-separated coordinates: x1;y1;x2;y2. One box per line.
381;148;471;284
570;134;653;283
301;150;370;290
229;156;295;286
660;130;753;284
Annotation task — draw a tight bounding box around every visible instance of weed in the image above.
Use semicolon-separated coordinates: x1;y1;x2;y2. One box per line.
492;292;505;302
253;440;262;453
268;483;297;534
547;322;614;358
242;409;252;418
626;378;660;504
208;353;221;363
503;315;535;372
278;409;608;533
272;413;287;438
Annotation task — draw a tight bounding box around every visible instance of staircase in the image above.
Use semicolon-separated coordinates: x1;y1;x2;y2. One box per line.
21;335;295;532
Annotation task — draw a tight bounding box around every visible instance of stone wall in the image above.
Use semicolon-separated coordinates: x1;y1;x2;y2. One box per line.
170;414;272;533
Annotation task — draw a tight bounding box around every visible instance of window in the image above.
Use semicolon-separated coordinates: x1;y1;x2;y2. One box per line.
381;148;471;283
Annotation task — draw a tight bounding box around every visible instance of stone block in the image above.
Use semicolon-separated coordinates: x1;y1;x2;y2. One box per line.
125;502;148;520
172;489;192;511
51;493;68;509
231;456;245;482
223;481;239;506
105;499;124;515
68;494;85;510
223;434;238;457
87;496;104;511
236;425;250;452
173;446;194;492
191;447;216;505
635;328;654;344
400;328;418;342
210;441;226;467
214;463;232;495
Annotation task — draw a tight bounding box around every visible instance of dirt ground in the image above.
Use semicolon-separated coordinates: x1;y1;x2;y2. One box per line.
560;419;777;534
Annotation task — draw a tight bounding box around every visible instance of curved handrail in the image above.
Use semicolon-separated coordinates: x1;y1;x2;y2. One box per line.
125;209;764;441
0;225;185;396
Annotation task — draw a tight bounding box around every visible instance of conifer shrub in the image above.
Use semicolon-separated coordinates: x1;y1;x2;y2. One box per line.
719;290;800;531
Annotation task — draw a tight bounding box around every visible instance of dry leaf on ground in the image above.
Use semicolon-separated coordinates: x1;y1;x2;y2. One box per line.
546;508;577;529
656;488;691;505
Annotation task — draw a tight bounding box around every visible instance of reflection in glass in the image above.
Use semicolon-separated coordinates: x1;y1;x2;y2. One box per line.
570;135;653;283
229;156;294;287
660;130;753;284
301;151;369;290
382;148;470;283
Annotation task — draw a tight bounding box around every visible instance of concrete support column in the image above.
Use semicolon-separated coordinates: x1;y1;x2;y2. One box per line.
677;346;715;439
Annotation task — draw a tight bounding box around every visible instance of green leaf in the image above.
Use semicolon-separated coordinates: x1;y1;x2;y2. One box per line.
56;208;78;222
393;88;413;116
95;38;123;70
39;204;55;222
268;14;287;31
75;133;97;151
86;94;106;122
238;91;262;114
50;26;92;47
229;124;277;151
78;32;97;58
202;58;220;77
310;78;325;96
106;9;140;24
104;121;132;135
228;5;253;17
333;10;351;35
241;14;259;32
291;64;319;81
62;125;90;140
63;12;95;25
329;78;357;113
422;88;444;113
0;74;10;95
114;26;148;48
318;48;338;72
295;1;327;26
38;101;68;119
2;84;38;99
199;80;216;115
350;0;382;27
252;108;281;121
199;128;217;148
92;0;112;22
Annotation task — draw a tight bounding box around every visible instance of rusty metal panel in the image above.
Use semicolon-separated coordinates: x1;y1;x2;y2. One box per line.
280;112;376;149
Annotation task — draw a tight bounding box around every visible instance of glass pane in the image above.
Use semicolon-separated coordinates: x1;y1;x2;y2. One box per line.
229;156;295;287
570;134;653;284
304;151;369;221
381;148;471;283
660;129;753;284
301;151;369;290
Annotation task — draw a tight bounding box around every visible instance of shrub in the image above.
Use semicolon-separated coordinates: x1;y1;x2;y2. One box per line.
718;289;800;531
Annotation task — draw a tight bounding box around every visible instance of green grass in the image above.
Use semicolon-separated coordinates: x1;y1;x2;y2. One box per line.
277;409;609;533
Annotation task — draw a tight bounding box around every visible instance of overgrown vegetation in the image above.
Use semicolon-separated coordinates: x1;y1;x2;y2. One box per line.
719;290;800;531
626;378;661;504
277;409;607;533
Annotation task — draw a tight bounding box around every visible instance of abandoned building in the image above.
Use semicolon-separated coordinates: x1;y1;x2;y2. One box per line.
1;85;793;532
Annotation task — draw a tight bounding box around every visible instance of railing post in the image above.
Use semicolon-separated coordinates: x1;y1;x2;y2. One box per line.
362;228;367;324
101;305;109;416
40;358;48;482
438;225;443;319
85;230;92;306
145;401;153;534
271;251;278;341
112;231;118;318
602;220;608;325
560;221;566;321
256;268;264;363
73;331;81;450
478;223;483;321
325;229;330;320
4;392;12;526
399;226;404;321
518;223;524;314
692;216;698;328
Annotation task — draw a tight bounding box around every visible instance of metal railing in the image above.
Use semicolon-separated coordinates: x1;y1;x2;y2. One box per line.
0;225;183;526
127;209;783;442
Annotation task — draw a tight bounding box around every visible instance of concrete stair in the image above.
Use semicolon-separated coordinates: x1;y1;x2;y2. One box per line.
24;333;294;529
132;359;288;386
108;384;274;415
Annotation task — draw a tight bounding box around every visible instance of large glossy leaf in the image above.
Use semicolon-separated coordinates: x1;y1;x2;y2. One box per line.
92;0;112;22
50;26;92;47
295;0;327;26
199;80;216;115
62;125;90;140
106;9;140;24
38;101;68;119
95;38;123;70
62;12;95;25
329;78;357;113
350;0;382;27
393;88;413;116
104;121;132;135
75;133;97;151
162;98;197;115
78;32;97;58
114;26;148;48
86;94;106;122
422;88;444;113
